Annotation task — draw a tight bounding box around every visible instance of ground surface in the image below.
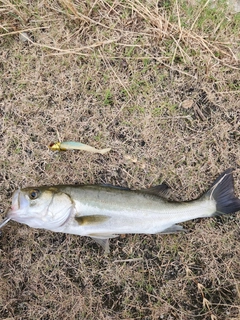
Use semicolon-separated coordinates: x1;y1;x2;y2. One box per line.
0;1;240;319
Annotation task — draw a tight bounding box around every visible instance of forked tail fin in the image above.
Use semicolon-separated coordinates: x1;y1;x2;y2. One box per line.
206;168;240;216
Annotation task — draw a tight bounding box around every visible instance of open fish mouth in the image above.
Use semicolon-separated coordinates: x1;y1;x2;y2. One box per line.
10;189;20;211
7;190;29;222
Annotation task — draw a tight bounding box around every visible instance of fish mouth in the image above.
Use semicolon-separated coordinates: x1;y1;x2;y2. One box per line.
7;190;20;219
7;190;29;221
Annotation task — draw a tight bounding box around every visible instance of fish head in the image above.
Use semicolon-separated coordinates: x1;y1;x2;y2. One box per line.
7;186;74;230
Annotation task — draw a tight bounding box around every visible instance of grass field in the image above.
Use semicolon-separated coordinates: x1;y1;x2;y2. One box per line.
0;1;240;319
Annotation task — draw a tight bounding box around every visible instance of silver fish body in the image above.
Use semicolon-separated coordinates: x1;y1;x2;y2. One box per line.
7;169;240;252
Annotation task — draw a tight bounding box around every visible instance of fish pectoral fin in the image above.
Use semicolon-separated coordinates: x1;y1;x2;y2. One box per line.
142;183;172;199
75;215;110;225
158;225;186;234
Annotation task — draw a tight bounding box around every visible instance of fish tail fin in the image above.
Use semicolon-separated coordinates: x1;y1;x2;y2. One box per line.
206;168;240;216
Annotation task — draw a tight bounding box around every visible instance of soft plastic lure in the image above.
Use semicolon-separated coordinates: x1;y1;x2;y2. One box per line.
49;141;111;155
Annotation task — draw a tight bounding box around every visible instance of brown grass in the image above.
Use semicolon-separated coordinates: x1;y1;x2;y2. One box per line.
0;0;240;319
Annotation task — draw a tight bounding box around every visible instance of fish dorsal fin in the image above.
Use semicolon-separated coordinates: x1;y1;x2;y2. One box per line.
141;183;171;199
101;184;131;191
75;215;110;225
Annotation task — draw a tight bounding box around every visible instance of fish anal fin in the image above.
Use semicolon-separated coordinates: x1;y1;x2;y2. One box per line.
90;237;110;254
158;225;186;234
89;233;119;254
142;183;171;199
75;215;110;225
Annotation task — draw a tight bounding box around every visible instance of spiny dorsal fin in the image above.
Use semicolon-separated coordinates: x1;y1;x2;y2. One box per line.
101;184;131;191
141;183;171;199
75;215;110;225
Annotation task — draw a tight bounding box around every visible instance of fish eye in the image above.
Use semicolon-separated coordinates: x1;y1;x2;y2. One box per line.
29;189;40;200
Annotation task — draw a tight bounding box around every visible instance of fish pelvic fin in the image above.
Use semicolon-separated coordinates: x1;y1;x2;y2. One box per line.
206;168;240;215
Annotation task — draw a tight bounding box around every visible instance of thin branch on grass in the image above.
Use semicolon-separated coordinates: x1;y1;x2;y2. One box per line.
0;26;51;38
129;0;238;67
190;0;211;30
6;32;122;55
171;0;186;65
106;98;133;127
113;258;143;263
217;91;240;94
145;53;197;79
1;0;27;23
59;0;133;34
98;48;131;97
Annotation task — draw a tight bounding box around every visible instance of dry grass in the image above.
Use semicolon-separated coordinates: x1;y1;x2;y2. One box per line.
0;0;240;319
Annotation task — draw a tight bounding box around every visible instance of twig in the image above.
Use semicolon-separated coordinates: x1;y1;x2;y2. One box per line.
113;258;143;263
98;48;131;97
0;26;50;38
190;0;211;30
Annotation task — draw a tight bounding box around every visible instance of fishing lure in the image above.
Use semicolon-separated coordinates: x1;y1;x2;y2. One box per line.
49;141;111;155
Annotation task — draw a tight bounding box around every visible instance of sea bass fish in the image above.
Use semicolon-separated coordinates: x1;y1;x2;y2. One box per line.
6;169;240;252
